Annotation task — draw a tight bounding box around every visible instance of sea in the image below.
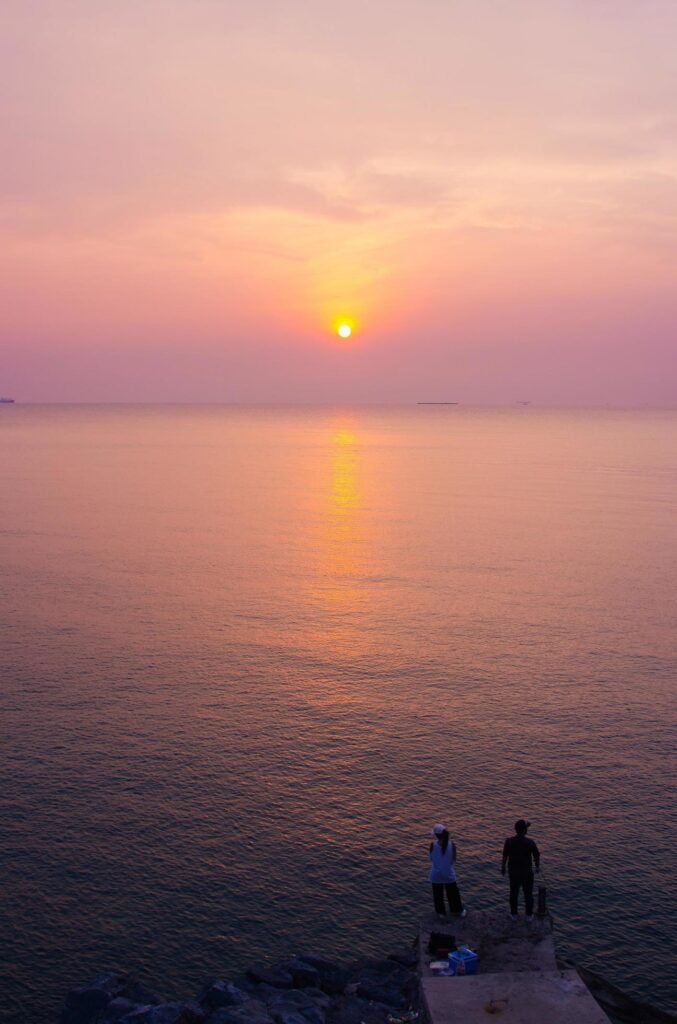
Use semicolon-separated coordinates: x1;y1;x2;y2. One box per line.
1;404;675;1022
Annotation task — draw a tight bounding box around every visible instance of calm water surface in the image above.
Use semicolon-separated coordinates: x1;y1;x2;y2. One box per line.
1;405;675;1022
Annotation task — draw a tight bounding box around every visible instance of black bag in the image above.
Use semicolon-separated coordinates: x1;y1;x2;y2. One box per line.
427;931;456;956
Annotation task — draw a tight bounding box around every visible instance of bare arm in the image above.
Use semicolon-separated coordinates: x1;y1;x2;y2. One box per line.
501;838;509;875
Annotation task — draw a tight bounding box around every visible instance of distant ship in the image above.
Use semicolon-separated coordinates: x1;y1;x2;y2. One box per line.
516;401;531;406
0;397;15;403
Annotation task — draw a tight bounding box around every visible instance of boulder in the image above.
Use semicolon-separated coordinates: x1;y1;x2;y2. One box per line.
274;990;324;1007
205;1013;270;1024
358;1006;391;1024
102;999;144;1022
246;967;294;990
285;962;320;990
323;996;362;1024
300;991;330;1012
265;993;324;1024
325;996;390;1024
230;976;265;997
239;984;280;1004
123;983;163;1006
387;951;417;971
61;972;128;1024
146;1003;206;1024
207;999;273;1024
354;960;407;983
355;980;407;1009
268;1013;308;1024
198;982;249;1012
296;958;347;996
296;1006;324;1024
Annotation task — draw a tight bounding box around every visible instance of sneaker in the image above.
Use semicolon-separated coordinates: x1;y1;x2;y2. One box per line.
526;915;534;923
458;909;467;918
510;913;518;921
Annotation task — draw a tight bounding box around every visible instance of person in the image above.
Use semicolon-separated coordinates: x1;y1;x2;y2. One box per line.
501;819;540;921
428;823;467;917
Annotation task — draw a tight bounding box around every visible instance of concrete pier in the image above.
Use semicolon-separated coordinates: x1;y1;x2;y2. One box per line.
419;910;612;1024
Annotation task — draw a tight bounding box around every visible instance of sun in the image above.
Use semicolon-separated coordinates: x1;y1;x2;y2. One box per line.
337;324;352;338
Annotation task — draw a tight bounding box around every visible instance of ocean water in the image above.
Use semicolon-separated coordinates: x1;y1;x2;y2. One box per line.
1;404;675;1023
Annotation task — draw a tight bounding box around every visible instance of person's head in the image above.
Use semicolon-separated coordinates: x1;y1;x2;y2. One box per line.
432;823;450;852
514;819;530;835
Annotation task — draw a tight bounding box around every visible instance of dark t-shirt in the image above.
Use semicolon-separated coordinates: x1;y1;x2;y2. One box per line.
503;835;540;876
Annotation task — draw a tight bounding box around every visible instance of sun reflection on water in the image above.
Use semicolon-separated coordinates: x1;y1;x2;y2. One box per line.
318;423;365;610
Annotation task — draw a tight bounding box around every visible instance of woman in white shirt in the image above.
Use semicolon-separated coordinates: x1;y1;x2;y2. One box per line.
428;822;467;917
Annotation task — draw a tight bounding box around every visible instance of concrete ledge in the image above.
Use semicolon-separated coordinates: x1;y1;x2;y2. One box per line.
422;969;612;1024
420;910;557;976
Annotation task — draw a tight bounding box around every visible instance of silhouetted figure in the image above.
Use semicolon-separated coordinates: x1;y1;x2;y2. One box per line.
501;819;540;921
429;823;467;917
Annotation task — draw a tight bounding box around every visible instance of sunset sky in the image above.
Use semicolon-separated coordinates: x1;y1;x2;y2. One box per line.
2;0;675;403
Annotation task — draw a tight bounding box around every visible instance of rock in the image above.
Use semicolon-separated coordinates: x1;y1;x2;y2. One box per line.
356;980;406;1008
118;1003;206;1024
123;983;163;1006
230;976;265;997
61;972;128;1024
325;996;390;1024
198;982;249;1012
303;987;331;1011
387;951;417;971
324;996;362;1024
268;1013;308;1024
145;1003;206;1024
359;1006;392;1024
352;960;416;1010
278;990;324;1006
102;999;144;1022
265;992;324;1024
206;1011;272;1024
242;984;280;1004
296;1006;324;1024
355;959;408;983
207;999;273;1024
117;1010;154;1023
296;958;347;996
246;966;294;990
352;960;392;978
285;962;320;990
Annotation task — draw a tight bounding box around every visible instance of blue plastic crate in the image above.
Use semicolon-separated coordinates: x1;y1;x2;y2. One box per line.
448;946;478;976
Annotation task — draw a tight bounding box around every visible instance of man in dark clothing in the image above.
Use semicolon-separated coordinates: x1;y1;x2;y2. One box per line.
501;819;540;921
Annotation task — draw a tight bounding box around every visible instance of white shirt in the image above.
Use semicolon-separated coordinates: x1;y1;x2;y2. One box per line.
428;838;456;883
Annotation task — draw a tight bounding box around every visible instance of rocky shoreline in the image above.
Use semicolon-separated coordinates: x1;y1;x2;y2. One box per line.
60;946;675;1024
60;949;420;1024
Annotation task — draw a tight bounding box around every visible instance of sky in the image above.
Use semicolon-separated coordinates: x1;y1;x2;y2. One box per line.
1;0;676;403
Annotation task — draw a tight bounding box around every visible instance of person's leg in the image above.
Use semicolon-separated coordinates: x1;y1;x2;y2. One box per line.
523;873;534;917
509;875;520;915
445;882;464;914
432;884;445;914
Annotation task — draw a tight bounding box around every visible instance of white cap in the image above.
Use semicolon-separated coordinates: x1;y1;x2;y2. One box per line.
432;823;446;835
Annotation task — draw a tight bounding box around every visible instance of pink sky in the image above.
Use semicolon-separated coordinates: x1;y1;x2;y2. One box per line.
1;0;675;403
